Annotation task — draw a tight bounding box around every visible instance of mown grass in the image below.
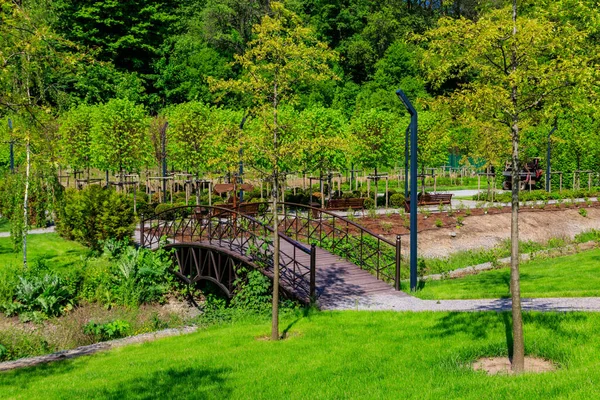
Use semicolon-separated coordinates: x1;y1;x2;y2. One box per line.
0;233;89;272
416;248;600;300
2;311;600;399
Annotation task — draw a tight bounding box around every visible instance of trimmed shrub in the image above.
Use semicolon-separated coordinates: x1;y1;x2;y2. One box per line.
57;186;135;250
389;193;406;207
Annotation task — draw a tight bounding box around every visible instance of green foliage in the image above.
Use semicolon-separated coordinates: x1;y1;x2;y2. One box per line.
230;267;272;313
110;247;173;307
579;208;588;218
90;99;150;173
349;108;401;172
58;104;94;172
434;218;443;228
84;320;131;342
389;193;405;207
57;186;135;250
1;261;77;320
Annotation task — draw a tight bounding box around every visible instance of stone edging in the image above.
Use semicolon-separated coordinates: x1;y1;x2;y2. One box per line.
0;325;198;372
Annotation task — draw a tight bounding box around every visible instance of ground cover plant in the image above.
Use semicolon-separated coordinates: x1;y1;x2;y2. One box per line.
415;248;600;300
2;311;600;399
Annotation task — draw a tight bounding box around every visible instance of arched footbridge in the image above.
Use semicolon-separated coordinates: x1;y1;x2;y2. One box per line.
139;203;408;307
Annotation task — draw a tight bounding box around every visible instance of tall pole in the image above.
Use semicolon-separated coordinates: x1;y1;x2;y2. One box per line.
404;125;409;198
239;114;248;203
8;119;14;173
546;125;556;192
396;89;418;292
161;122;168;203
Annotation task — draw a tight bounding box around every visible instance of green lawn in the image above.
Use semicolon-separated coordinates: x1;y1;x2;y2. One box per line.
2;311;600;399
416;249;600;300
0;233;88;272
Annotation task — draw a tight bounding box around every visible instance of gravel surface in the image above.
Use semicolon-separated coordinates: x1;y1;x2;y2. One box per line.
322;294;600;312
0;226;55;238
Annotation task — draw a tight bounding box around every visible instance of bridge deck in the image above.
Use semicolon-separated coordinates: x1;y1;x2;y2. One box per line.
277;241;407;308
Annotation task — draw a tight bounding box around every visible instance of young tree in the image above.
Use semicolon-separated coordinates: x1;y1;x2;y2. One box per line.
59;104;94;181
423;1;594;372
349;108;401;206
211;2;337;340
296;107;349;206
90;99;150;179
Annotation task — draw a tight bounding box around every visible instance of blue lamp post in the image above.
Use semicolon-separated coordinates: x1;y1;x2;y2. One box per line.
396;89;418;292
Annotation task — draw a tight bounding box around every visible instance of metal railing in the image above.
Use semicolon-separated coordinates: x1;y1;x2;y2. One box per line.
140;205;317;302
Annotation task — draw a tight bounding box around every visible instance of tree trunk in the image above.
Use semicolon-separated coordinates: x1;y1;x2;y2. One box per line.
271;80;280;341
23;141;30;269
510;0;525;373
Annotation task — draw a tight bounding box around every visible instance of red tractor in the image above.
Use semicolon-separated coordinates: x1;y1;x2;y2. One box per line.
502;157;543;190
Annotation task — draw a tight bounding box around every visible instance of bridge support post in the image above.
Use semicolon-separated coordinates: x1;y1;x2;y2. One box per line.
395;235;401;291
310;243;316;303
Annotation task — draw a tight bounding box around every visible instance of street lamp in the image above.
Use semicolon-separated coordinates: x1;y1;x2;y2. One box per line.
546;125;557;192
396;89;418;292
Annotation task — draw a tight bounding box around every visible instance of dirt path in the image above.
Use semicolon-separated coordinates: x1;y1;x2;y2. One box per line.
411;208;600;258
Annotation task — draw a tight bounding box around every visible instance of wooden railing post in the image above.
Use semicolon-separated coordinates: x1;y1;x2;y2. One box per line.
310;243;316;303
395;235;401;291
140;214;145;247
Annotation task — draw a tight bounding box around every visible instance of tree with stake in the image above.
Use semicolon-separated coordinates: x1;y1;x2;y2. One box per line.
423;1;594;372
349;109;401;207
210;2;337;340
59;104;94;182
90;99;150;184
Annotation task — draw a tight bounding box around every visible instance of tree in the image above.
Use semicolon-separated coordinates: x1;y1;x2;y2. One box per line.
296;107;349;206
349;108;401;205
211;1;337;340
423;1;594;372
59;104;94;181
90;99;150;178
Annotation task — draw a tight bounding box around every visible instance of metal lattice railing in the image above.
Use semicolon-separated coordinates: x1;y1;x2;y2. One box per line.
140;205;316;302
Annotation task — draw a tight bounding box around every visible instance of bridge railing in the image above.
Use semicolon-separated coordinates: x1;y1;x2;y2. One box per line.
254;202;402;290
140;205;317;302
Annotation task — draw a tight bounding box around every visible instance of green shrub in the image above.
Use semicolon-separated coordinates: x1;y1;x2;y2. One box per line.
1;265;77;319
111;247;173;307
435;218;443;228
57;186;135;250
230;267;271;312
363;197;375;209
84;320;130;341
389;193;405;207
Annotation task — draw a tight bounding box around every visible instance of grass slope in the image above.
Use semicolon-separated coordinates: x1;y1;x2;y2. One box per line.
416;249;600;300
0;233;88;272
2;311;600;399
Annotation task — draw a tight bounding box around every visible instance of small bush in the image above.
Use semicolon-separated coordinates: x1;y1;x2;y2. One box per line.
435;218;443;228
389;193;405;208
84;320;130;341
579;208;588;218
363;197;375;209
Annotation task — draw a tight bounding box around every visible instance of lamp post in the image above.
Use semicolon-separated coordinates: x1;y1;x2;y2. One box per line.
8;119;14;173
161;122;169;203
396;89;418;292
546;125;557;192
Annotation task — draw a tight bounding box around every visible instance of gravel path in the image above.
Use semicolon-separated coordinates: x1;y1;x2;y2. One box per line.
323;294;600;312
0;226;55;238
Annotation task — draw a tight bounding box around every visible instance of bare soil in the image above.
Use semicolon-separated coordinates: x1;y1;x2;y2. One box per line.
355;202;600;258
473;356;556;375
